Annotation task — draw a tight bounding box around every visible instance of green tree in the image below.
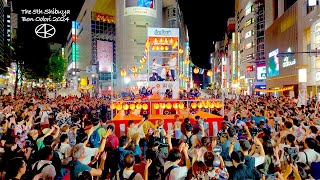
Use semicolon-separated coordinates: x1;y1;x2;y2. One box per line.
47;55;66;82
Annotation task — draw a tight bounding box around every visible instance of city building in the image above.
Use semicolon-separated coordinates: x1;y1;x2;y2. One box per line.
264;0;320;100
0;0;5;57
210;18;236;96
235;0;266;95
65;0;116;92
211;40;224;95
66;0;190;93
225;18;236;94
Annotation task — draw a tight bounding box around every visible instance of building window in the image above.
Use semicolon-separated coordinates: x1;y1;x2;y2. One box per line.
247;54;253;60
245;42;253;49
284;0;297;11
245;30;252;39
307;0;318;14
246;18;254;27
245;5;253;15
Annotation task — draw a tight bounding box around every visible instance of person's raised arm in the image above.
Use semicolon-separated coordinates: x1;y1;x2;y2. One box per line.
167;134;172;151
254;137;265;157
52;125;60;139
291;164;302;180
144;159;152;180
228;138;237;156
97;129;112;153
183;144;191;170
39;127;54;141
83;127;95;146
244;125;252;141
200;123;205;137
90;151;107;176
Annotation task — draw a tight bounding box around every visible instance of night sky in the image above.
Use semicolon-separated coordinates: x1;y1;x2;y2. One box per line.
12;0;235;72
179;0;235;68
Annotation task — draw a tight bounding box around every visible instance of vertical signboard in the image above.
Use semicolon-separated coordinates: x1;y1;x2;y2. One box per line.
97;40;113;72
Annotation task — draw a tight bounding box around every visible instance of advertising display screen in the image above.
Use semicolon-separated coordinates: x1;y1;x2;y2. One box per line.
268;49;279;77
125;0;157;17
257;66;266;80
97;40;113;72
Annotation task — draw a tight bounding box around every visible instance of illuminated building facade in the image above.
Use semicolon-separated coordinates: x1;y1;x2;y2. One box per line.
66;0;189;92
265;0;320;98
65;0;116;91
235;0;266;95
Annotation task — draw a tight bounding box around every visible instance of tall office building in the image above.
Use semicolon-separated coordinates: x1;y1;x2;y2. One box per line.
65;0;116;91
66;0;189;92
0;0;5;56
235;0;266;95
115;0;162;88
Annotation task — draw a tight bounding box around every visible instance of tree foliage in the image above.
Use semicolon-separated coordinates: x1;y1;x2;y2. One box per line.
47;55;66;82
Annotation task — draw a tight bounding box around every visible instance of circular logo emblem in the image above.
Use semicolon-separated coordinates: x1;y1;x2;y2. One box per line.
35;24;56;38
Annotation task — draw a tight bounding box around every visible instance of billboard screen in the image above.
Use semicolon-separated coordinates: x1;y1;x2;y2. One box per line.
97;40;113;72
257;66;266;80
268;49;279;77
124;0;157;17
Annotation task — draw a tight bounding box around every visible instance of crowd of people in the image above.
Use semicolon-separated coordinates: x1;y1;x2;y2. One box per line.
0;90;319;180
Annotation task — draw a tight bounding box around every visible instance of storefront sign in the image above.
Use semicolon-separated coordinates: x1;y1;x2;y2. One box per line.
148;28;179;37
282;48;296;68
268;49;279;77
257;66;266;80
246;65;253;72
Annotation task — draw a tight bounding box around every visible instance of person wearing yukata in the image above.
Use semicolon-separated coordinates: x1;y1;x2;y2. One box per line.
168;54;177;81
152;59;161;81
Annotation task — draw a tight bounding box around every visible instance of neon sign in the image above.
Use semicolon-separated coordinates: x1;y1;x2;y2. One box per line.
282;48;296;68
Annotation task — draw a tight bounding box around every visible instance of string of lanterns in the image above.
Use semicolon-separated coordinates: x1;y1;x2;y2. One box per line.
110;101;223;111
120;37;185;77
255;86;294;92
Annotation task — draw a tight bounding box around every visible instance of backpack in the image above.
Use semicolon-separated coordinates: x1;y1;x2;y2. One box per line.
305;152;320;179
25;161;50;180
119;169;137;180
311;161;320;179
146;149;164;179
162;165;178;180
185;135;193;149
108;149;121;179
105;134;117;150
89;127;102;148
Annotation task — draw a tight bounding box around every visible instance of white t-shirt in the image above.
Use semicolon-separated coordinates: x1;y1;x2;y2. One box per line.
40;111;49;123
82;146;98;165
252;153;266;167
163;161;188;180
116;169;143;180
168;57;177;70
298;149;320;166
